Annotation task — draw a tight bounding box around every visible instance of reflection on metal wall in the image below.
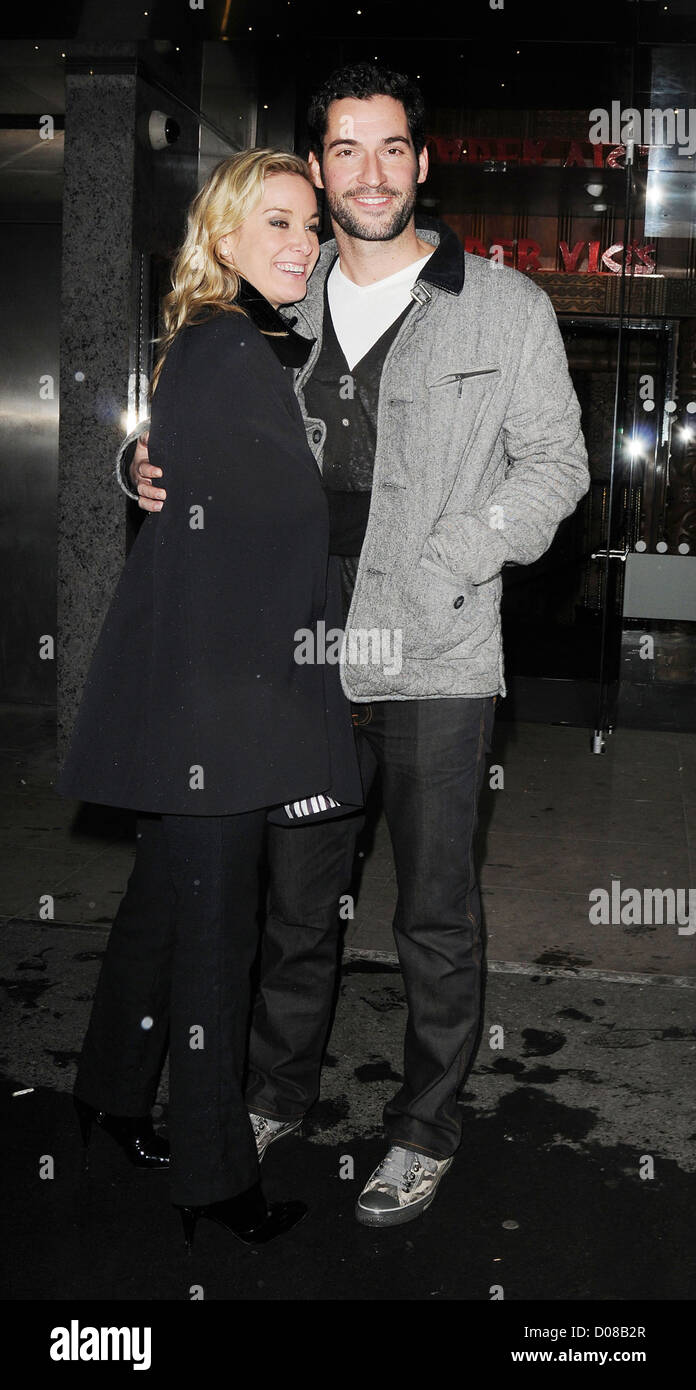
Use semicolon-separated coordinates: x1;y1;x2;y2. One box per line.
199;41;258;180
0;223;61;703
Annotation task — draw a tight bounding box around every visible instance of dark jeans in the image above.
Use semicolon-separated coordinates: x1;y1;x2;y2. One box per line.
246;695;496;1158
75;809;267;1206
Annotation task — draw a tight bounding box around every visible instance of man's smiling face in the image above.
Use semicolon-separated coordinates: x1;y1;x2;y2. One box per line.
309;94;428;242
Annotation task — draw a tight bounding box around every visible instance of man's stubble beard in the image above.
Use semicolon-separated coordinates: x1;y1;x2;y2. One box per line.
325;182;418;242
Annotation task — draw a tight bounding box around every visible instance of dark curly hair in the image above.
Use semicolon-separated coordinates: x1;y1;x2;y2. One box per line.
306;61;426;162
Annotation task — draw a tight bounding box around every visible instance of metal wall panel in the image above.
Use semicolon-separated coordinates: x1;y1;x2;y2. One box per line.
0;222;61;703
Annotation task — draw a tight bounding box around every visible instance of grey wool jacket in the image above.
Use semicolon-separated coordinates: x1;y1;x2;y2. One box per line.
283;220;590;702
120;220;590;702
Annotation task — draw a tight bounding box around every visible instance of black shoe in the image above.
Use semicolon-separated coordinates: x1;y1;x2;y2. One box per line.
74;1096;170;1169
176;1181;307;1253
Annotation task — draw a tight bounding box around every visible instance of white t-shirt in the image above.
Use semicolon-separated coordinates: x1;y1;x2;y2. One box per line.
327;252;433;371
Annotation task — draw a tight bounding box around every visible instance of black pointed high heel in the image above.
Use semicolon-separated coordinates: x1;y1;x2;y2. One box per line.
74;1096;170;1169
176;1181;307;1253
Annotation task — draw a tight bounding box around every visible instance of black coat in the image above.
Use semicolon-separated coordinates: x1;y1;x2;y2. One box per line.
58;287;362;819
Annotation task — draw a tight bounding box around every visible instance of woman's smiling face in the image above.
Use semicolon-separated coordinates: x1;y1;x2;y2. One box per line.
216;171;321;308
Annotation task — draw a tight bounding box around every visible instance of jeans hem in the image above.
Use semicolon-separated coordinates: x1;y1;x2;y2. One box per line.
245;1098;306;1123
385;1133;457;1162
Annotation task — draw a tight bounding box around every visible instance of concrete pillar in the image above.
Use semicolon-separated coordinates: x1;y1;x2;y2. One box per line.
56;45;201;755
57;49;139;755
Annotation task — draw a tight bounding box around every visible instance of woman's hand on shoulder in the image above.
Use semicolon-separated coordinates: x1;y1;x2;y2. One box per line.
131;432;167;513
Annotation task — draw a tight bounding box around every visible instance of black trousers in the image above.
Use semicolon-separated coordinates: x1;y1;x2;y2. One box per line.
246;695;496;1159
75;809;267;1206
76;695;495;1183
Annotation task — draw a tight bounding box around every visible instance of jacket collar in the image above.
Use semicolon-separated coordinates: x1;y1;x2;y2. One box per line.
282;217;465;338
415;217;466;295
236;276;315;368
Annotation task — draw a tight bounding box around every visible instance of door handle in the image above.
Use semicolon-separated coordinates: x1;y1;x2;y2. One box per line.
591;548;629;562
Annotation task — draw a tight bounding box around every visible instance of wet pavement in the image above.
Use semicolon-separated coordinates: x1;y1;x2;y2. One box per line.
1;703;695;1308
3;944;695;1302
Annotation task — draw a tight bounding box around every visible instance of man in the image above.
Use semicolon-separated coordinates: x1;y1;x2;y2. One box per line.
121;63;589;1227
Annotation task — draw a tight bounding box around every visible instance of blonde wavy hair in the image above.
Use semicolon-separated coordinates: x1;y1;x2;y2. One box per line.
150;148;316;393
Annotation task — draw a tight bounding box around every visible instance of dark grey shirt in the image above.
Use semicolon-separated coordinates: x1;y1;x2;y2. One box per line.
303;278;411;618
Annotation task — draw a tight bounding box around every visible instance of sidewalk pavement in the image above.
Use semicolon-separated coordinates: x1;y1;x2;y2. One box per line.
2;931;694;1301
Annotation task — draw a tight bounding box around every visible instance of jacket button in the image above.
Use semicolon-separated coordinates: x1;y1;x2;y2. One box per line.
453;595;465;609
312;428;322;443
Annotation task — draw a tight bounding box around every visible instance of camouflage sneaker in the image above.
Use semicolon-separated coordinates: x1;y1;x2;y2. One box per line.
250;1111;303;1161
356;1146;453;1227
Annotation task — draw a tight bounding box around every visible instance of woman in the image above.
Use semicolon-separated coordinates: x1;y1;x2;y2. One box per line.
58;150;362;1250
